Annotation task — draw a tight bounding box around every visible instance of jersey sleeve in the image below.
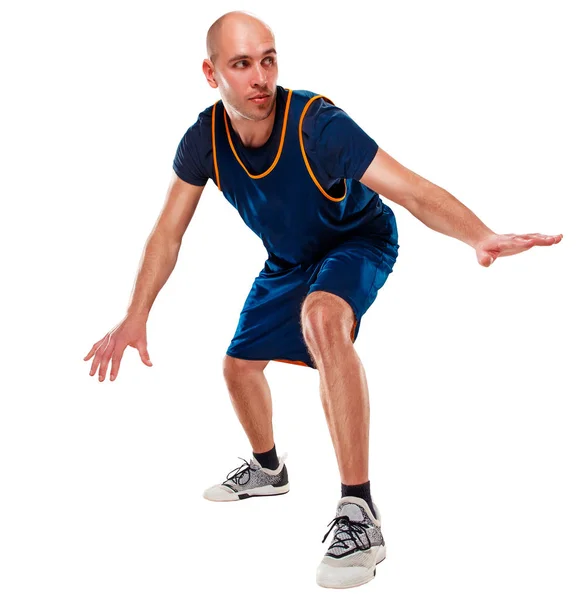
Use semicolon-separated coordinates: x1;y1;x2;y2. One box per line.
172;110;213;186
304;98;379;181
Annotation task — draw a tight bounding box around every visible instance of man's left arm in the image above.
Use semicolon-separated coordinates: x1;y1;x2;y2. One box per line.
359;147;563;267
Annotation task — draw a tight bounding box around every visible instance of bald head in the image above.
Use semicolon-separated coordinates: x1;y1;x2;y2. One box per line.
206;11;275;65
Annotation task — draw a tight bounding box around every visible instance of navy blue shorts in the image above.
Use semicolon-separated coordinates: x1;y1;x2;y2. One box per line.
226;234;399;369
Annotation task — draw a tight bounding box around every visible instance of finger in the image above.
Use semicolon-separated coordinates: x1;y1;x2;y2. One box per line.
531;237;559;246
84;340;102;361
493;238;534;252
89;340;108;376
479;252;495;267
500;234;540;244
532;234;563;245
500;239;536;252
481;256;493;267
514;233;563;243
90;336;110;378
513;236;557;248
98;339;115;382
110;346;127;381
516;233;561;239
514;235;535;246
136;340;153;366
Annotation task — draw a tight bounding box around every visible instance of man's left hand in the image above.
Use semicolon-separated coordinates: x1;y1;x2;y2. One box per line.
475;233;563;267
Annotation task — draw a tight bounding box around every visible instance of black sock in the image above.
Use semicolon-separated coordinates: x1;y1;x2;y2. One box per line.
253;444;279;470
341;480;377;520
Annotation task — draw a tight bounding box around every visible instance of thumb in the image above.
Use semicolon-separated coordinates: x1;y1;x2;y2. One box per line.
478;252;495;267
136;341;153;366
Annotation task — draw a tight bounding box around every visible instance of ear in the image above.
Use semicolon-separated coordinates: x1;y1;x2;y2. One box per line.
202;59;218;89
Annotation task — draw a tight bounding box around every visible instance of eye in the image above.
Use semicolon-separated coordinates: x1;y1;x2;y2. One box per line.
234;60;248;68
263;56;275;65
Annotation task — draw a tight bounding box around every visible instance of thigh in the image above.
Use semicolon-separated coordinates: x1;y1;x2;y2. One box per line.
226;264;315;367
306;235;398;339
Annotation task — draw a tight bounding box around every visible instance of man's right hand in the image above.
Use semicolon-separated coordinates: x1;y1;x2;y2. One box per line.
84;314;152;382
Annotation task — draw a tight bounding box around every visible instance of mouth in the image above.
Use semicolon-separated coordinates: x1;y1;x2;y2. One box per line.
249;93;271;104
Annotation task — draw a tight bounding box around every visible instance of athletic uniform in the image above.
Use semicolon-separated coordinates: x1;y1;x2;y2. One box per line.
173;86;398;368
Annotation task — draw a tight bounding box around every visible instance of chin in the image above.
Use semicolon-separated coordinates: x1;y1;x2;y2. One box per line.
248;99;275;120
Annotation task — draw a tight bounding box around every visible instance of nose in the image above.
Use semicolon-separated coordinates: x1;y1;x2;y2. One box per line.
250;62;268;88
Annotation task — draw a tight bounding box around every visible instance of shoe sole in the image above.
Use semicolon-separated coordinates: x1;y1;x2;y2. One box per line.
204;483;290;502
316;544;386;589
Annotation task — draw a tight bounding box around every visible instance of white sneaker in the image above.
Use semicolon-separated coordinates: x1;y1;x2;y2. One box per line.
202;453;290;502
316;496;386;589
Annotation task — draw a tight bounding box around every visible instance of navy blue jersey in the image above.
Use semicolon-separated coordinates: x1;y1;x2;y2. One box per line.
211;88;397;270
173;86;378;191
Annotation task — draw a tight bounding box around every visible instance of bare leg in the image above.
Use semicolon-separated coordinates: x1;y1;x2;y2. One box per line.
302;292;370;485
222;355;274;454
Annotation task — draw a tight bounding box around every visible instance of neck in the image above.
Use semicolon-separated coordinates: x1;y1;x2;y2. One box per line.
226;92;278;148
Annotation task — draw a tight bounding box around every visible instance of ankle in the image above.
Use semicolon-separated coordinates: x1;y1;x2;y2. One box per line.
253;444;279;470
341;480;377;519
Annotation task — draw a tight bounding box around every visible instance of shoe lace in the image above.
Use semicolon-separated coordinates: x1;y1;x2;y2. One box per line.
322;516;372;551
223;457;254;486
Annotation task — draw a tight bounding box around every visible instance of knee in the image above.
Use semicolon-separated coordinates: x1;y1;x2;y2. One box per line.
301;292;354;350
222;355;267;385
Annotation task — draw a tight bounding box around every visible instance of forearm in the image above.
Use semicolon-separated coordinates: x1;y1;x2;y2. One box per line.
126;232;181;318
409;181;495;248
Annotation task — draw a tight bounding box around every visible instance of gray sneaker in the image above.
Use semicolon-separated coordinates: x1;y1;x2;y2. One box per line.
316;496;386;589
202;452;289;501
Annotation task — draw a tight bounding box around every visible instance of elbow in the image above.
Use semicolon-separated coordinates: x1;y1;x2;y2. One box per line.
399;192;420;215
386;189;421;215
149;227;182;251
384;175;430;215
403;178;435;215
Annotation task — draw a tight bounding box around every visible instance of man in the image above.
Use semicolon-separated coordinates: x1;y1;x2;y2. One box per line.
84;11;562;589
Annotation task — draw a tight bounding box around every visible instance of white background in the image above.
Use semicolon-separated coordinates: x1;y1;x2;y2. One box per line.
1;0;579;598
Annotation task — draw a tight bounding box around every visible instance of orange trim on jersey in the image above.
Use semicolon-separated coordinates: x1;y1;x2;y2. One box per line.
223;89;293;179
298;95;347;202
273;358;310;367
211;101;221;191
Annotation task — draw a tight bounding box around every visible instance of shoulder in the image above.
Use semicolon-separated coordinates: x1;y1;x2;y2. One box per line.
295;91;378;180
288;90;346;139
289;88;338;111
294;90;347;135
289;88;320;100
173;102;216;185
180;103;215;142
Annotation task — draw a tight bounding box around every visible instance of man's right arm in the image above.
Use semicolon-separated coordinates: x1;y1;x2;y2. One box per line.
126;173;205;319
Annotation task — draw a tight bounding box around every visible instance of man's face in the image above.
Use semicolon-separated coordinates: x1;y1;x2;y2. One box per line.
206;25;278;121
